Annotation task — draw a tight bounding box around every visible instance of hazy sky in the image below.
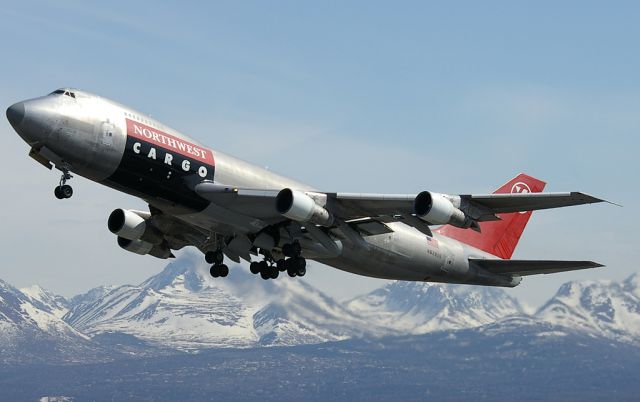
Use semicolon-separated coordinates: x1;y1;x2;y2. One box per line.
0;1;637;308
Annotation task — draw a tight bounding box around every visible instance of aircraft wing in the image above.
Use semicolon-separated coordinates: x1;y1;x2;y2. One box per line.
459;192;608;215
195;182;607;236
470;258;604;276
329;191;607;219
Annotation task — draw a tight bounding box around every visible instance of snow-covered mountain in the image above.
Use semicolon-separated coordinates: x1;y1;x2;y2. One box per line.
64;253;373;350
68;285;116;308
346;281;524;333
0;279;96;364
536;273;640;344
5;250;640;358
20;284;70;318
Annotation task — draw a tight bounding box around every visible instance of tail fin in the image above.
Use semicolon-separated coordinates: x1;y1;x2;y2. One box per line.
436;173;546;259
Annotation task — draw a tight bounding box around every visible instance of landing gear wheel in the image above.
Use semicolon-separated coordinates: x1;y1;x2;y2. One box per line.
209;265;220;278
292;241;302;256
269;265;279;279
276;259;287;272
260;270;270;280
282;243;294;258
250;262;261;274
54;185;73;199
205;251;224;265
287;257;306;277
258;261;269;273
60;185;73;199
219;264;229;277
55;168;73;199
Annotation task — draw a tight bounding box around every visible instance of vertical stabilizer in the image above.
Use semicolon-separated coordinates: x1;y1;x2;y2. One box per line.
436;173;546;259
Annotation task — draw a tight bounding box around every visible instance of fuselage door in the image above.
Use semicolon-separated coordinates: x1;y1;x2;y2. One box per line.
101;121;115;146
442;254;454;273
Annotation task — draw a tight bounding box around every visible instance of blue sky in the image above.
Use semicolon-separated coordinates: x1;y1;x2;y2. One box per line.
0;1;637;307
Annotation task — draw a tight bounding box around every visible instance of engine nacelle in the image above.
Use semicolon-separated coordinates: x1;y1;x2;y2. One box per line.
108;209;165;245
117;237;173;259
108;209;148;240
276;188;334;226
414;191;473;228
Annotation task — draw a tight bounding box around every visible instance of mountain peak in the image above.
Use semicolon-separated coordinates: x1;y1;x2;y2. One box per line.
140;252;207;291
623;272;640;298
20;284;69;318
347;280;523;334
537;276;640;344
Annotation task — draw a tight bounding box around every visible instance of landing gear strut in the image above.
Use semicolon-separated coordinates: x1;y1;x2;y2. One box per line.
54;168;73;199
283;241;306;277
206;250;228;278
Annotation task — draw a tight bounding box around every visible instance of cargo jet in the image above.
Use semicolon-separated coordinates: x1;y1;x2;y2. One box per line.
6;88;607;286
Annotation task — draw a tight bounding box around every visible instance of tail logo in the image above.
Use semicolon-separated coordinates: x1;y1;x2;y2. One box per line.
511;182;531;214
511;182;531;194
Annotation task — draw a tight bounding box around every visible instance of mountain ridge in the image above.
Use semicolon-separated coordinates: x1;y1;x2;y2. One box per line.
2;252;638;364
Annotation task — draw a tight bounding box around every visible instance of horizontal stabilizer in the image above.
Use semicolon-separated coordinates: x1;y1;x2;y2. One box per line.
470;258;604;276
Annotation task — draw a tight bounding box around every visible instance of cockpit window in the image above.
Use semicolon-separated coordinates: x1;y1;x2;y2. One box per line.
49;89;76;98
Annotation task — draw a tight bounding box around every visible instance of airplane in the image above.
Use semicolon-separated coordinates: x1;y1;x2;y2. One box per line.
6;88;608;287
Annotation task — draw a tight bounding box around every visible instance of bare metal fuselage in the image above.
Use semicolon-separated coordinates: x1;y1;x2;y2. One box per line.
7;89;517;287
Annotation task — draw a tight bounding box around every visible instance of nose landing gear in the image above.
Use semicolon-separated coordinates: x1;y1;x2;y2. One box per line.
54;169;73;199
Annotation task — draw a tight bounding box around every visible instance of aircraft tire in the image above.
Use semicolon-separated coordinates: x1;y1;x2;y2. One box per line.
54;187;64;199
260;270;270;280
282;243;294;258
250;262;260;274
219;264;229;277
269;266;279;279
205;251;224;265
205;251;215;264
209;265;219;278
258;261;269;272
61;185;73;199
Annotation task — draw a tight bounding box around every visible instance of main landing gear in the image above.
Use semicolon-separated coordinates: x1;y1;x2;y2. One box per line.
205;241;307;280
249;242;307;280
54;168;73;199
206;250;229;278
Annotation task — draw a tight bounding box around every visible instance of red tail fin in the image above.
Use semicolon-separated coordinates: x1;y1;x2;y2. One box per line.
436;173;546;259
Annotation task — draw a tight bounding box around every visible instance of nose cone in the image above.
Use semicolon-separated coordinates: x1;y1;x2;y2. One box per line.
6;102;25;128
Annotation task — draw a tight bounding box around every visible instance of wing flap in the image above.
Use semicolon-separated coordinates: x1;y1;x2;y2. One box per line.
470;258;604;276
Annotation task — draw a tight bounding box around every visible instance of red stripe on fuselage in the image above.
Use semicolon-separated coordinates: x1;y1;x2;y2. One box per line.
125;118;215;166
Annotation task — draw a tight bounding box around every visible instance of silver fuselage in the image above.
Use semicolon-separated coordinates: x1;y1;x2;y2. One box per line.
7;89;517;287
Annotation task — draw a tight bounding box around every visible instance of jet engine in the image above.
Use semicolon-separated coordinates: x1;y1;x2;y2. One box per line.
108;209;162;244
276;188;334;226
117;237;173;259
414;191;473;228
